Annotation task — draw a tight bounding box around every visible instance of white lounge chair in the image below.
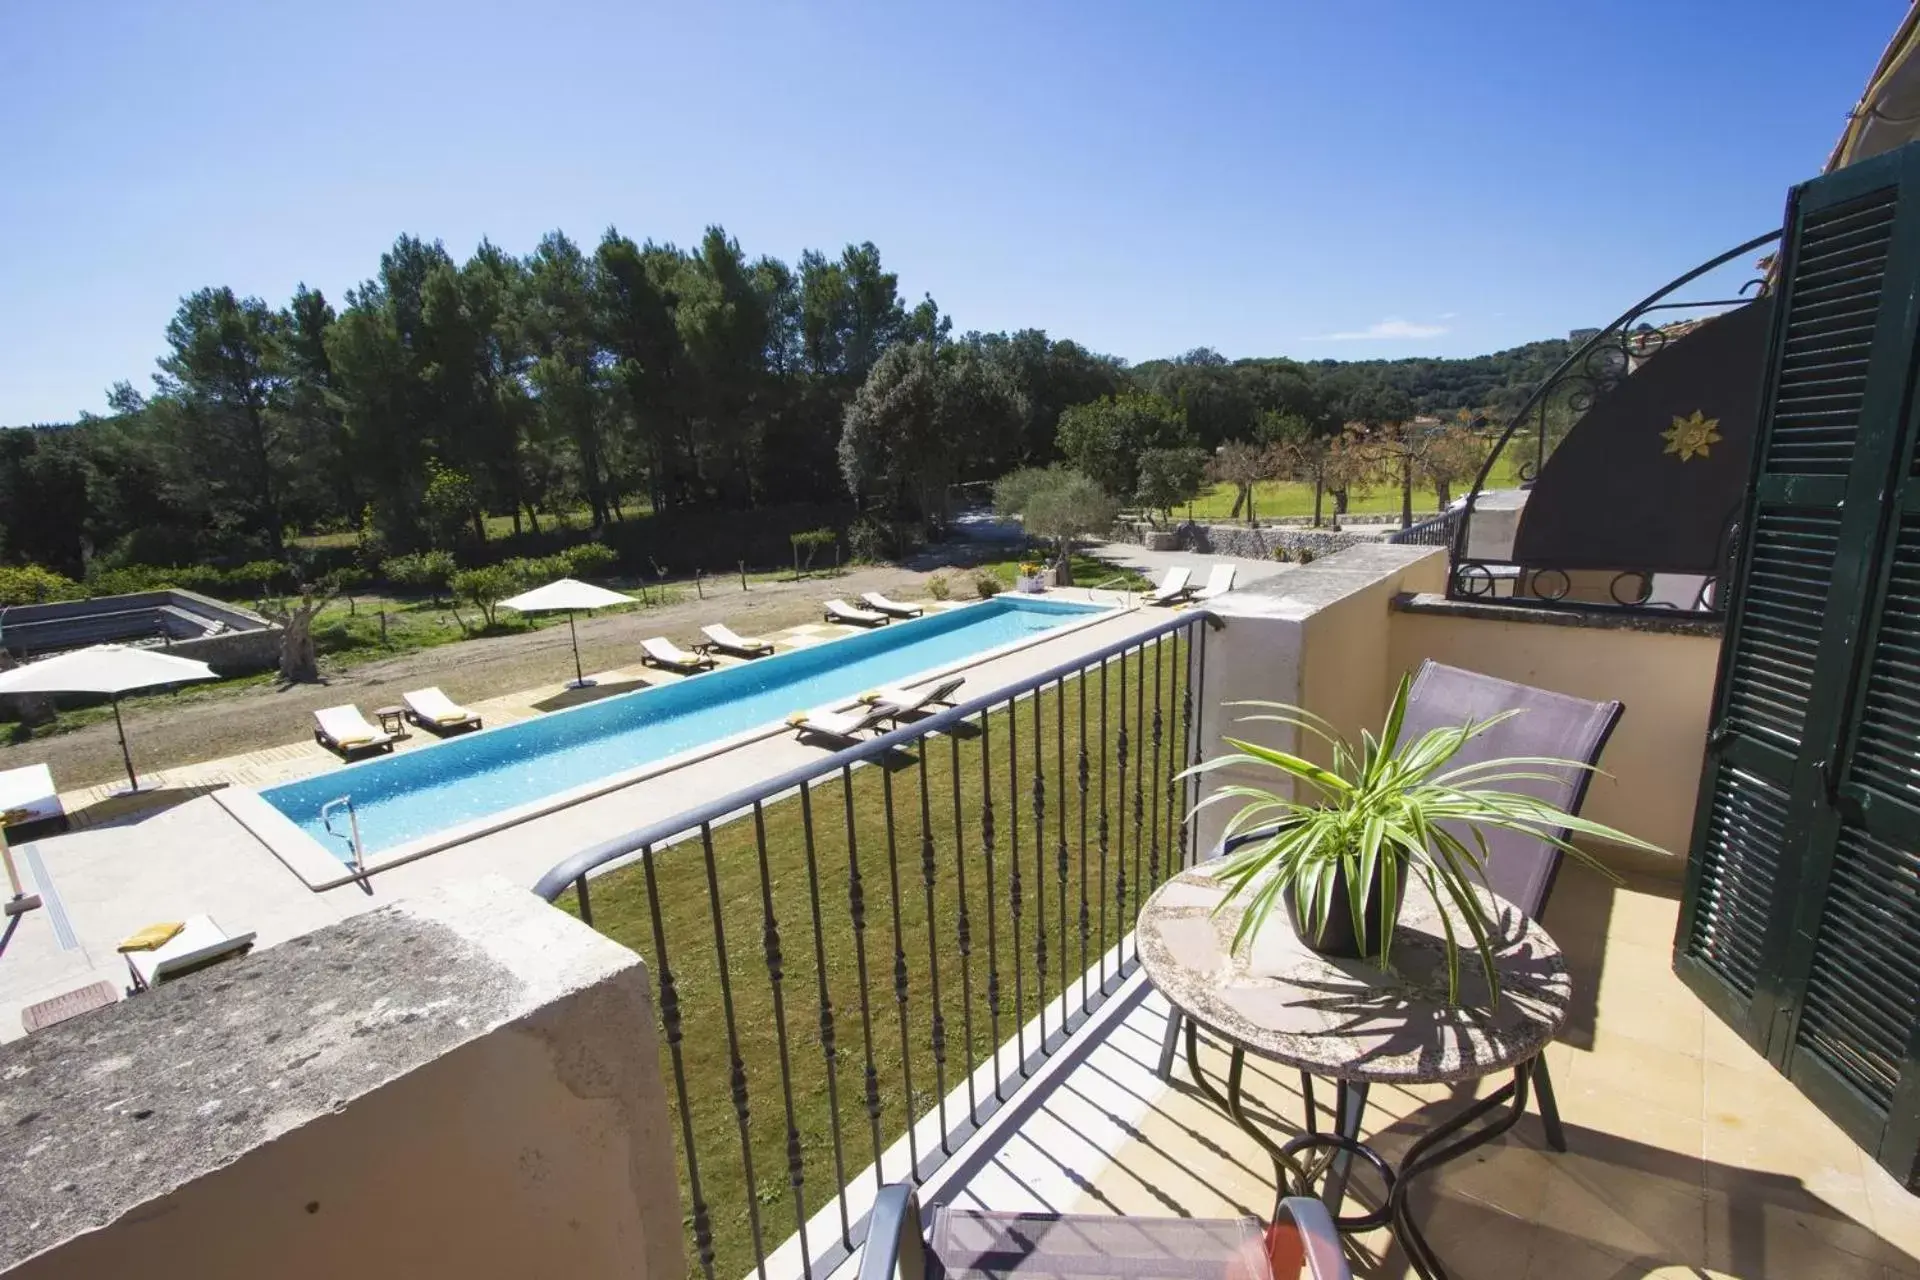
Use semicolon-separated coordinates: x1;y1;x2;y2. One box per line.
788;703;894;743
825;599;890;627
402;686;483;735
861;675;965;723
640;636;717;673
313;705;398;758
860;591;923;619
698;623;774;658
120;915;257;992
1144;567;1194;606
1192;564;1237;601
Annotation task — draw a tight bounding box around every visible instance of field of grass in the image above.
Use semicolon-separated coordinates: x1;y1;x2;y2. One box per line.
1180;454;1523;524
566;634;1196;1278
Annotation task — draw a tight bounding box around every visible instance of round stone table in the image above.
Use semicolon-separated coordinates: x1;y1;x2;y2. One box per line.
1136;868;1571;1280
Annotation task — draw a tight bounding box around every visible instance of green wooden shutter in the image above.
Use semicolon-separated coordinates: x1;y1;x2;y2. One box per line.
1674;147;1920;1082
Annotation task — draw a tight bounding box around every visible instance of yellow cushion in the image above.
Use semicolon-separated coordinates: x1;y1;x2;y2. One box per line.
786;712;809;727
118;922;185;953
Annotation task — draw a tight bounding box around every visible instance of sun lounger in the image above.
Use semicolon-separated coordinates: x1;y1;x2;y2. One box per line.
120;914;257;992
697;623;775;658
1144;566;1194;606
861;675;966;723
0;762;68;838
1191;564;1237;601
402;686;483;735
860;591;923;618
313;705;398;758
788;703;893;744
825;598;889;627
640;636;716;673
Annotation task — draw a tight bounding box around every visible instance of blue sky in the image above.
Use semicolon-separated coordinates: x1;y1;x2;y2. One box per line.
0;0;1899;424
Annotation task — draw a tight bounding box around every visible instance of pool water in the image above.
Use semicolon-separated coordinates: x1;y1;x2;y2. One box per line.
261;595;1104;860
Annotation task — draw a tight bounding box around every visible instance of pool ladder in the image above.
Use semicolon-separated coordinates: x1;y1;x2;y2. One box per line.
320;795;366;878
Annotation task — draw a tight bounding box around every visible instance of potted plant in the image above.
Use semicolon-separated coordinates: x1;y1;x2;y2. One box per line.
1016;561;1048;593
1185;673;1661;1005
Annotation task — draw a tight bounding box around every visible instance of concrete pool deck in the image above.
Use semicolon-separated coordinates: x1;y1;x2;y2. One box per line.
0;590;1183;1040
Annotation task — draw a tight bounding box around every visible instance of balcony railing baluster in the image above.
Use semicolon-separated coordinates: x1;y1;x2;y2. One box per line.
841;766;886;1187
878;767;918;1177
949;731;978;1124
796;783;852;1249
534;611;1221;1280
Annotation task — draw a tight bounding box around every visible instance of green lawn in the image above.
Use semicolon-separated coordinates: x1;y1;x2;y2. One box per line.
564;636;1195;1278
1180;454;1523;524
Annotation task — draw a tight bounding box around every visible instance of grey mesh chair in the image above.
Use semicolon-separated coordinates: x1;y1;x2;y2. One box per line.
858;1181;1352;1280
1154;659;1624;1153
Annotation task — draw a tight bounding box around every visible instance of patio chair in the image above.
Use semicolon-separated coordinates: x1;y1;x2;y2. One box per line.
698;623;775;658
862;675;965;724
826;598;891;627
1156;659;1624;1155
640;636;717;673
402;686;483;735
861;590;924;618
119;914;257;992
858;1182;1352;1280
313;705;398;758
789;703;893;744
1143;566;1194;606
1193;563;1238;601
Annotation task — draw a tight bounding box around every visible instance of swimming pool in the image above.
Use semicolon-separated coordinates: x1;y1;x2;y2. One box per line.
259;595;1106;862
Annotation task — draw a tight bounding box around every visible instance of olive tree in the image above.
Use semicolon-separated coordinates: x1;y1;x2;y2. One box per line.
995;465;1118;585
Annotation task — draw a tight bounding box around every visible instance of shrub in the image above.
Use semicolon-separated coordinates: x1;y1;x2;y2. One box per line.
0;564;83;606
449;564;520;629
562;541;618;578
229;560;289;598
1296;545;1317;565
845;518;890;564
925;572;952;602
503;554;571;587
382;550;457;596
83;563;178;597
973;570;1004;599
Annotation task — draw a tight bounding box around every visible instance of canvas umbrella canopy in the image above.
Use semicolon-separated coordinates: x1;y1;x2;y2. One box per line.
499;578;635;689
0;644;216;791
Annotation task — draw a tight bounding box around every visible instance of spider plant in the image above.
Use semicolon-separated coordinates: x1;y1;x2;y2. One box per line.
1183;672;1663;1006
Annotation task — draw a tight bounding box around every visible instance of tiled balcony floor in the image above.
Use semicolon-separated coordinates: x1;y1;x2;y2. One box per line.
918;863;1920;1279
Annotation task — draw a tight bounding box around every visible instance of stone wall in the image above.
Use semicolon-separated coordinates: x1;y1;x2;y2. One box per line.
1112;520;1362;560
0;878;686;1280
165;624;282;675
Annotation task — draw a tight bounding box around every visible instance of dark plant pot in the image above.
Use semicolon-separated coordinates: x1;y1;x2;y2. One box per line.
1285;859;1409;960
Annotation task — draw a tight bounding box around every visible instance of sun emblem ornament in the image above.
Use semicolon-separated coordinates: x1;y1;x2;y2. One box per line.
1662;410;1721;462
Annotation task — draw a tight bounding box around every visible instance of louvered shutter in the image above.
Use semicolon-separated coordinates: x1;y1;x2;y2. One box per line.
1678;149;1920;1063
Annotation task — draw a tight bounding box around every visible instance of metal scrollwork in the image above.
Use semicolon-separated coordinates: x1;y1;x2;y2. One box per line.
1447;227;1782;620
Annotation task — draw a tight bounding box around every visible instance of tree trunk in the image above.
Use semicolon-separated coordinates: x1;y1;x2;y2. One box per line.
279;603;321;683
1312;480;1324;528
1333;487;1349;515
1401;456;1414;530
1054;541;1075;586
1435;478;1452;510
471;510;487;544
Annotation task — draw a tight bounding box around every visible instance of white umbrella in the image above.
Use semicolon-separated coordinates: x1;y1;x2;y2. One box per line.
0;645;216;791
499;578;635;689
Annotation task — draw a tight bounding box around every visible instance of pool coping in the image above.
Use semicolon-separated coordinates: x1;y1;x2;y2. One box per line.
227;595;1129;892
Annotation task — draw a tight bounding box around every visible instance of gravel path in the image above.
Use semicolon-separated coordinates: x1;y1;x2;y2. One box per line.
1;564;948;788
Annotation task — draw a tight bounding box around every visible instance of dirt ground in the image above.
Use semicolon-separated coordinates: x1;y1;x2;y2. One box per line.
2;563;952;789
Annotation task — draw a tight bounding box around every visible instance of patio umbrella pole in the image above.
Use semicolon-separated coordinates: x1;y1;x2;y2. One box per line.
112;694;139;792
566;611;592;689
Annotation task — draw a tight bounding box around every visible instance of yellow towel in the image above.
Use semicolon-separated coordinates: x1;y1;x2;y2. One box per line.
118;922;185;953
435;712;468;724
786;712;809;727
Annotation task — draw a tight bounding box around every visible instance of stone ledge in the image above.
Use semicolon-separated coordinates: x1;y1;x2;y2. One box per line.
1393;591;1724;638
0;876;647;1272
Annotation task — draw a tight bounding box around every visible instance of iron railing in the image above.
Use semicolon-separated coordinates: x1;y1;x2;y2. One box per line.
1388;506;1463;548
534;609;1222;1280
1449;228;1781;616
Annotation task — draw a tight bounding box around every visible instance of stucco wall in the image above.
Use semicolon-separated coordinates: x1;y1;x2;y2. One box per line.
1387;597;1721;870
2;879;685;1280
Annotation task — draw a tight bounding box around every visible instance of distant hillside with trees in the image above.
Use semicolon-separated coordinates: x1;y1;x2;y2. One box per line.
0;221;1568;582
